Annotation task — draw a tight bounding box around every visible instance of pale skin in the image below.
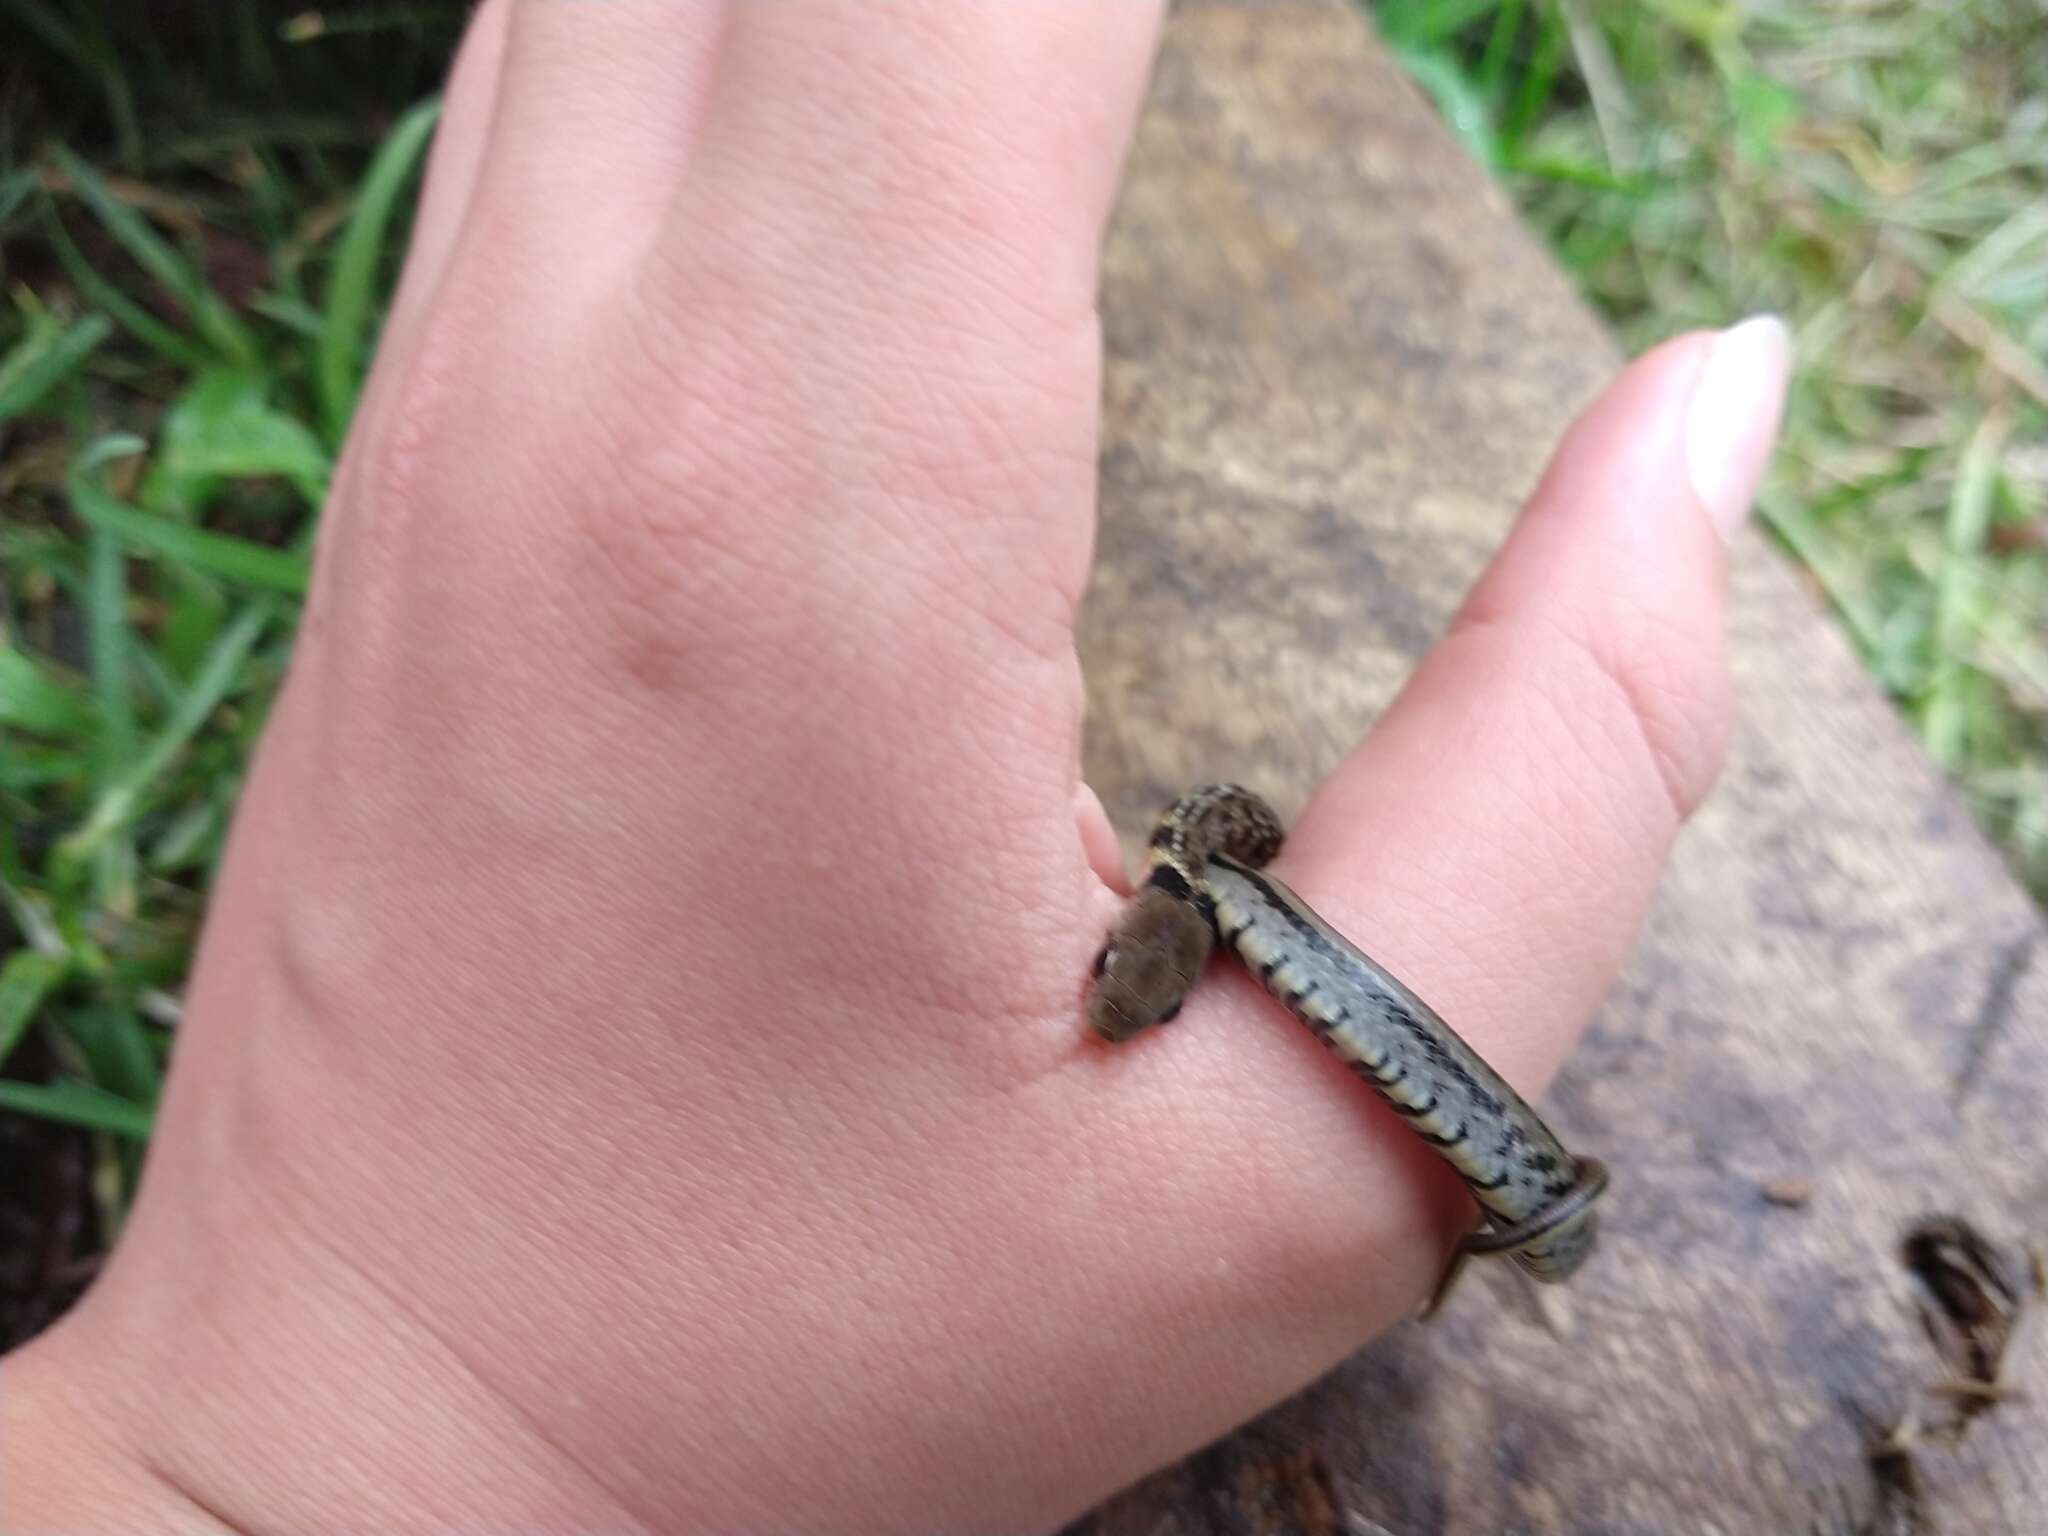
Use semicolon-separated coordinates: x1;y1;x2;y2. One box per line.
0;3;1792;1532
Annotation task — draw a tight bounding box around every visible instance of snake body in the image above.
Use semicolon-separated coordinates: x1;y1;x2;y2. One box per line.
1088;784;1607;1283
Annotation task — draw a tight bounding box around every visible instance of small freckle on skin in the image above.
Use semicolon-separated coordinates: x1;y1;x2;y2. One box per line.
623;636;681;692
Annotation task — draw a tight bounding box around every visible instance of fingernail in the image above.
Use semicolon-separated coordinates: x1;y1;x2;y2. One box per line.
1684;314;1792;542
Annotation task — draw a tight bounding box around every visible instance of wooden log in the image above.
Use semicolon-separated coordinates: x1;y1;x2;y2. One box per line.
1072;5;2048;1531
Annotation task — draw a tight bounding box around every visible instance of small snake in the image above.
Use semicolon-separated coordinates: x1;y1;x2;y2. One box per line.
1088;784;1608;1285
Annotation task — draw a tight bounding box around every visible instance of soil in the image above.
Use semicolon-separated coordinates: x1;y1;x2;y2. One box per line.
0;1041;101;1352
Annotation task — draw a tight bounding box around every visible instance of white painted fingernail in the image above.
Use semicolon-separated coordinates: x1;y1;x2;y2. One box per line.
1684;315;1792;542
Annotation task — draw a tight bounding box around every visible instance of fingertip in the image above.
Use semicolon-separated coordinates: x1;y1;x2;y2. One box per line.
1538;316;1792;552
1447;321;1754;829
1683;314;1793;542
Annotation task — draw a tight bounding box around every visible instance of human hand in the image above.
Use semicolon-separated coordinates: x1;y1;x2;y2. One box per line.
0;3;1789;1531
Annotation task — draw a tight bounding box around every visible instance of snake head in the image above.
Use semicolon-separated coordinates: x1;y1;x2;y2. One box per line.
1085;886;1215;1043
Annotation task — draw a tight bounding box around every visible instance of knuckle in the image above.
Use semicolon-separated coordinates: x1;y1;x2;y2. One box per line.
1544;600;1733;828
1452;594;1733;832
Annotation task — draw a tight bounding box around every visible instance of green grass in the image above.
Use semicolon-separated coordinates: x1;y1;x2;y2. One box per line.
1;0;2045;1242
0;0;459;1233
1377;0;2048;895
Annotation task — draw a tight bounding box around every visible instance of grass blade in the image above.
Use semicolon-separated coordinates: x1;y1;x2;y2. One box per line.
1503;2;1569;158
247;291;326;338
43;206;211;370
0;1078;154;1140
0;311;112;421
145;366;334;514
1476;0;1527;103
0;646;96;739
0;166;36;225
1391;44;1503;169
0;950;70;1070
50;148;259;366
69;464;312;597
0;745;92;795
1923;412;2008;769
1374;0;1501;47
318;95;441;444
65;1006;162;1109
57;602;273;868
76;438;141;778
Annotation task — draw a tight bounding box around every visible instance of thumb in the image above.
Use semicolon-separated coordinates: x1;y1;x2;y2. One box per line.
1190;318;1793;1317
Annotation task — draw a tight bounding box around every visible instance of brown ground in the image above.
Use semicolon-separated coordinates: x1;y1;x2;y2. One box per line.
0;1047;100;1351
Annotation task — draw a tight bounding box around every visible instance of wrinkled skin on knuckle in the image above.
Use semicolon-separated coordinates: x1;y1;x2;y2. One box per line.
1454;587;1733;839
1563;593;1734;828
560;306;952;654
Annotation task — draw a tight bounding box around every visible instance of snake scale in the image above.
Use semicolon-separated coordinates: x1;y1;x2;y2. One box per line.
1087;784;1609;1285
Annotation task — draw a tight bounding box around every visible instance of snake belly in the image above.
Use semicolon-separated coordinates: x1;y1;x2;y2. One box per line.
1087;784;1604;1282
